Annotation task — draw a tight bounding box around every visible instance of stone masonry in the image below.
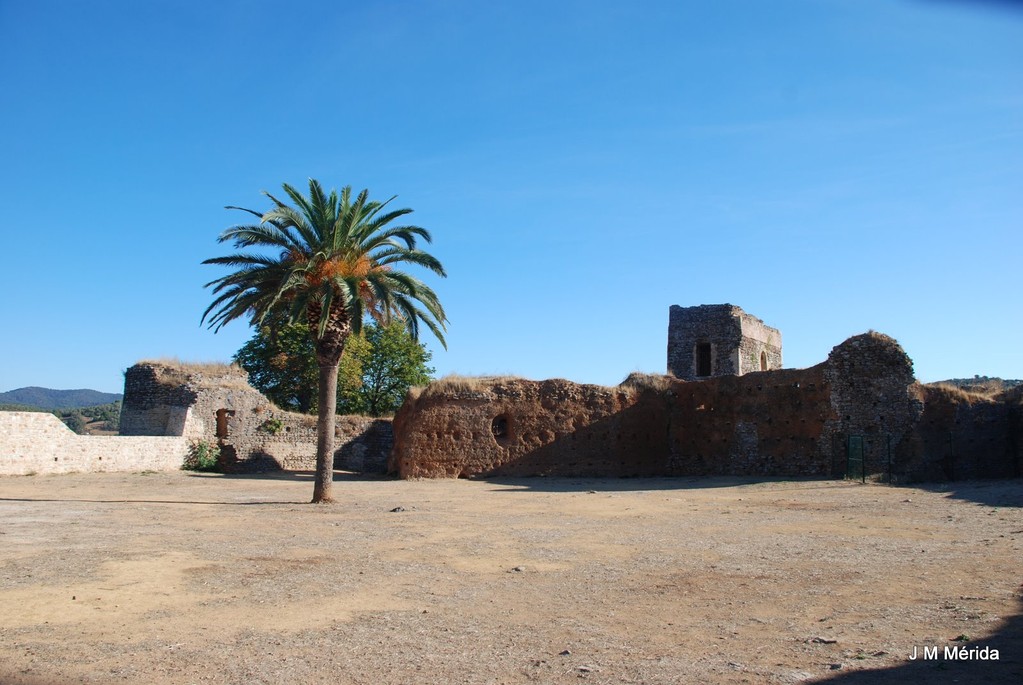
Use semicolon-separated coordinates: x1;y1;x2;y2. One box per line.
119;362;392;473
667;304;782;380
0;411;187;475
390;332;1021;481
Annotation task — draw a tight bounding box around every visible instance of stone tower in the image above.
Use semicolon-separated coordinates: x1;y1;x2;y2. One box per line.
667;304;782;380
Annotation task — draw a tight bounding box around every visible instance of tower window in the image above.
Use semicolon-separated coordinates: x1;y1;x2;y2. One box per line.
696;343;712;377
760;351;768;371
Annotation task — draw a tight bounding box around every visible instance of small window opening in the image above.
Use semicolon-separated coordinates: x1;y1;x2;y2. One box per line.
491;415;510;444
695;343;712;377
760;351;768;371
215;409;234;439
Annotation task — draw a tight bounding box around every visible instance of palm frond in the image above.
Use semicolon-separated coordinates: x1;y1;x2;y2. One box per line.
203;179;448;348
374;248;446;276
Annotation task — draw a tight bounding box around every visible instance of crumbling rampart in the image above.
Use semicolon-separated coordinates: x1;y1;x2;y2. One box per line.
390;333;1019;481
120;362;392;473
899;384;1022;481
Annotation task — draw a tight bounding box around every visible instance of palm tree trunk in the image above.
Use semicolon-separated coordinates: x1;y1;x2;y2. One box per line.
312;361;339;503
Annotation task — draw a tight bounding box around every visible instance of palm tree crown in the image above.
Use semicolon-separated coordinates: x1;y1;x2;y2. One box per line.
201;179;447;503
202;179;447;355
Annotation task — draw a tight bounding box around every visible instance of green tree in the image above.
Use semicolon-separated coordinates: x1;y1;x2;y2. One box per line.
356;322;434;416
58;411;86;434
202;180;447;503
236;320;434;417
233;318;372;414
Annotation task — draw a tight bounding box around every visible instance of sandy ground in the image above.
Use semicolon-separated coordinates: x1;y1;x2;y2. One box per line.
0;471;1020;685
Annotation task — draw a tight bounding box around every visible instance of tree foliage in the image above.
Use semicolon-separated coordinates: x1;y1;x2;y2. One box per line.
234;320;429;416
356;322;434;415
53;402;121;434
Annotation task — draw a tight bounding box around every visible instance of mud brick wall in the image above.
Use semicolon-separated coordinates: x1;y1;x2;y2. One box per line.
0;411;188;475
389;379;660;478
390;333;1018;481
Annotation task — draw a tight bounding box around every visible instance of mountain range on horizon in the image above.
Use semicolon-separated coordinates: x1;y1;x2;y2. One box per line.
0;387;123;410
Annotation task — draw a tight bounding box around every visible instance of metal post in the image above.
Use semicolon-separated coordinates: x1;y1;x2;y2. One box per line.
948;432;955;481
887;434;892;484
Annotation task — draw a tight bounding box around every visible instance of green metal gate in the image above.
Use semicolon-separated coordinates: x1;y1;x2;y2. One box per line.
846;435;866;483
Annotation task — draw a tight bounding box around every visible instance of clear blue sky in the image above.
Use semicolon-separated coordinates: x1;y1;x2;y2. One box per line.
1;0;1020;394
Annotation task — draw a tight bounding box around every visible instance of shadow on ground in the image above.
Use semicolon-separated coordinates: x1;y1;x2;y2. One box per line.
211;469;394;483
484;475;849;494
815;590;1023;684
0;471;395;506
904;479;1023;508
483;475;1023;505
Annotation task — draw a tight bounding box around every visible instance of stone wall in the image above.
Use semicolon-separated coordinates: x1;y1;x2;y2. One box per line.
390;334;1019;481
389;379;655;478
0;412;188;475
821;331;924;479
120;362;392;473
738;312;783;374
667;304;782;380
389;369;838;479
663;366;834;477
897;384;1021;481
119;364;204;436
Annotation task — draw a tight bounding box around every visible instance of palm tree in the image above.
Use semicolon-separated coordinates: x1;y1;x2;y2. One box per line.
201;179;447;503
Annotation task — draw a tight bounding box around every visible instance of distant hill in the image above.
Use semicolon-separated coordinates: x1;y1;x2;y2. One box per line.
0;387;123;410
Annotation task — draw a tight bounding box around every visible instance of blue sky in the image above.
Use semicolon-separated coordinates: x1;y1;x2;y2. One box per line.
1;0;1020;394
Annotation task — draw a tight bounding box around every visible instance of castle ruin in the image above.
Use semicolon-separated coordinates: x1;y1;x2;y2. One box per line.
667;304;782;380
388;306;1021;481
3;303;1018;482
119;362;392;473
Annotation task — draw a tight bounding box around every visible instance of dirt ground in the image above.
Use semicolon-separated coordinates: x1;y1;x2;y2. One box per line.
0;472;1020;685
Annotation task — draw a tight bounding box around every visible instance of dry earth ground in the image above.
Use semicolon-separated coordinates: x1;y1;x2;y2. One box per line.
0;472;1020;684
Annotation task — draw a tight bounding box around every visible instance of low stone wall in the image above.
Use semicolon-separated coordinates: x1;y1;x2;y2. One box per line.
0;412;188;476
272;416;394;473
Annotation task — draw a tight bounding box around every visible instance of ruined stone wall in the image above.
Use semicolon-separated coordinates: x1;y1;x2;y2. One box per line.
667;304;782;380
120;362;392;473
390;369;837;479
390;379;663;478
664;366;834;477
898;385;1020;481
1010;386;1023;476
119;364;201;436
391;334;1019;482
667;304;743;379
821;332;924;479
737;312;783;374
0;412;188;475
